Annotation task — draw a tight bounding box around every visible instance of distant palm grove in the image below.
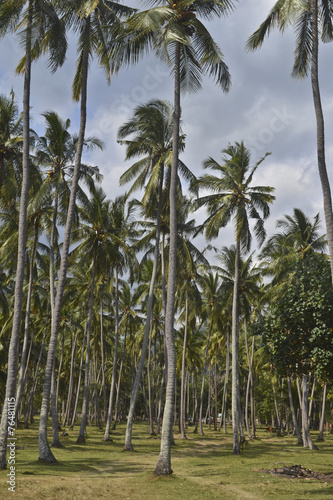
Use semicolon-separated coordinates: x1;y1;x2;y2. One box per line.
1;0;333;477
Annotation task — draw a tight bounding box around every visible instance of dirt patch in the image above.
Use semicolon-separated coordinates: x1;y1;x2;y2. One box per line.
260;464;333;483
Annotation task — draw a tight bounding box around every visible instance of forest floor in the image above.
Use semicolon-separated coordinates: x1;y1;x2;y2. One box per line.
0;420;333;499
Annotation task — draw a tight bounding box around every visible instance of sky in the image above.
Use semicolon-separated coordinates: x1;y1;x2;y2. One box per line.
0;0;332;260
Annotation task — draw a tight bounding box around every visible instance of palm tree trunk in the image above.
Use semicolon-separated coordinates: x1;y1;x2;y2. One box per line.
16;217;39;421
99;300;107;421
51;359;62;448
123;167;164;450
70;323;87;429
317;383;327;441
287;376;303;445
244;321;252;439
311;0;333;283
301;374;318;450
0;4;32;469
77;258;96;443
199;328;212;436
24;327;47;428
103;267;120;440
112;327;127;430
220;328;230;433
180;292;189;439
231;239;241;454
147;324;155;435
154;41;180;476
38;22;89;463
63;330;78;426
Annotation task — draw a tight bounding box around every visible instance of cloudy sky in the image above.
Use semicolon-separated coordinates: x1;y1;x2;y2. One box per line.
0;0;332;258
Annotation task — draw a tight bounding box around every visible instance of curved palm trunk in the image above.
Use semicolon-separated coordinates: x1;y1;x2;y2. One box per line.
231;239;241;454
0;5;32;469
38;30;89;462
16;217;39;421
77;259;96;443
154;41;180;476
311;0;333;283
103;267;120;440
123;167;164;451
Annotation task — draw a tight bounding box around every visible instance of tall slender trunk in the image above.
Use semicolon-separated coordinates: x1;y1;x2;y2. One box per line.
147;323;155;435
38;21;89;463
317;383;327;441
103;267;120;440
77;258;96;443
301;374;318;450
250;336;256;437
123;166;164;450
287;377;303;445
220;328;230;433
154;41;180;476
0;5;32;469
180;292;189;439
16;217;39;420
231;239;241;454
244;321;252;438
311;0;333;283
63;330;79;426
24;327;47;428
199;328;211;436
100;300;107;421
112;327;127;430
70;323;87;429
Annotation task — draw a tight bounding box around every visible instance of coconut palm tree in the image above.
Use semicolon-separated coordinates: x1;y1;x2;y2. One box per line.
118;99;196;451
69;187;122;442
260;208;327;296
37;0;134;463
247;0;333;284
195;141;275;454
0;0;66;469
111;0;233;474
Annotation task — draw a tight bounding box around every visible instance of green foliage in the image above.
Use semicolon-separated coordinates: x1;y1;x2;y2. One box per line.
262;252;333;380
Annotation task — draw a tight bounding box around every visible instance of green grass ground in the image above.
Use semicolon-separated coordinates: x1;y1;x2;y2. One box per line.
1;420;333;499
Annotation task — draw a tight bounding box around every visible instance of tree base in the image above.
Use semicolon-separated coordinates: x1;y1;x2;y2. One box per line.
76;436;86;444
38;455;57;464
154;463;173;476
51;442;64;448
123;443;134;452
102;436;113;442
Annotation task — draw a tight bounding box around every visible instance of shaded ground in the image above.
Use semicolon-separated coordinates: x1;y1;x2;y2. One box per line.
1;422;333;499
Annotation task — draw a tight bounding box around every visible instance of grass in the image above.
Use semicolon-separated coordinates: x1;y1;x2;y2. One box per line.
1;420;333;499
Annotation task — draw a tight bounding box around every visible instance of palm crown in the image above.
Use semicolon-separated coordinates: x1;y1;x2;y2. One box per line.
195;141;275;251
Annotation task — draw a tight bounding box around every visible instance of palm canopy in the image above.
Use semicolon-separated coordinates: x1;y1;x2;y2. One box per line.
194;141;275;251
259;208;327;286
109;0;234;92
118;99;196;205
246;0;333;78
0;91;23;201
58;0;135;100
0;0;67;74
